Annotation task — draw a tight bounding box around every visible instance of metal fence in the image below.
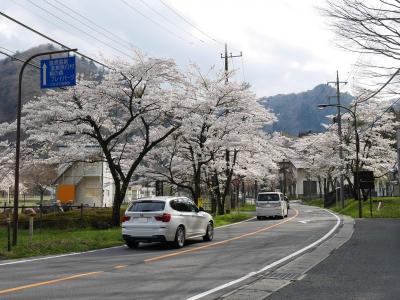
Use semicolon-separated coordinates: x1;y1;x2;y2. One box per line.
0;204;114;230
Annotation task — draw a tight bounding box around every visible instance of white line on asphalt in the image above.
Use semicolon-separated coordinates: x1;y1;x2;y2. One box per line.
215;216;256;229
0;216;256;267
188;216;256;239
298;219;311;224
186;209;341;300
0;246;124;267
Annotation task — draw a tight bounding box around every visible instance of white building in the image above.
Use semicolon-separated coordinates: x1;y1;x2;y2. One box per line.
54;162;155;206
289;160;320;198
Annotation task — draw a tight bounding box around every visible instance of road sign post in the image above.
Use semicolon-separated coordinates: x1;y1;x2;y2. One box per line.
12;49;77;247
40;57;76;89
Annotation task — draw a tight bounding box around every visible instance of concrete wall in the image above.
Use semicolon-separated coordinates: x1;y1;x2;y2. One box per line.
76;176;102;206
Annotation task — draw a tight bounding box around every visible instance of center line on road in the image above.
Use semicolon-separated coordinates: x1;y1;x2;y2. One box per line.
0;271;104;295
114;265;128;269
144;209;299;263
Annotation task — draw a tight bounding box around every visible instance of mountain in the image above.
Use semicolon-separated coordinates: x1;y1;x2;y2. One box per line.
0;44;100;124
260;84;353;136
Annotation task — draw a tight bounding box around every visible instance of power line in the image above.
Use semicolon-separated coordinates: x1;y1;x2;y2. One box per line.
0;45;41;65
52;0;135;49
120;0;194;45
0;11;111;69
159;0;225;47
138;0;204;44
43;0;137;52
24;0;133;60
0;46;68;91
0;49;39;68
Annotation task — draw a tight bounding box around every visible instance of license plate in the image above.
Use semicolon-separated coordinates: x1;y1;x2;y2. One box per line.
134;217;148;223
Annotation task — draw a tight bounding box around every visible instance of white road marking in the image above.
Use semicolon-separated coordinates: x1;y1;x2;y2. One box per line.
0;246;123;267
298;219;311;224
188;216;256;239
186;209;341;300
0;216;256;267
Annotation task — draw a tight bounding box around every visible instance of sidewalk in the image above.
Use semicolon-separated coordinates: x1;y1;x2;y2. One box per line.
267;218;400;300
219;213;354;300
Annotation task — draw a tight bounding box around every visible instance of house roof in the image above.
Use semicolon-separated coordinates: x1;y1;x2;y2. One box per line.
290;160;310;169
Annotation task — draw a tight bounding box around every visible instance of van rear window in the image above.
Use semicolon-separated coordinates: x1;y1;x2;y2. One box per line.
129;201;165;212
258;194;280;201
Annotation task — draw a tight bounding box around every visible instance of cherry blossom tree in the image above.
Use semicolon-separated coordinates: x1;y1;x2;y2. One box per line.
294;96;398;200
141;66;276;213
0;54;187;225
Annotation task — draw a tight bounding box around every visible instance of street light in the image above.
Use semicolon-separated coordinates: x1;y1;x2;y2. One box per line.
318;103;362;218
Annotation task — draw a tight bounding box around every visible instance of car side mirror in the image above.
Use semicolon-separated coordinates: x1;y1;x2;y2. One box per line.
199;207;204;212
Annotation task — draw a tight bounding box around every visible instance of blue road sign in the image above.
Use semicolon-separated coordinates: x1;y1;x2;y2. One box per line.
40;56;76;89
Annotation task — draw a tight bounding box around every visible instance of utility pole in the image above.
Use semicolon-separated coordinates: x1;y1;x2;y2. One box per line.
328;71;347;208
397;130;400;189
219;43;243;211
220;43;242;83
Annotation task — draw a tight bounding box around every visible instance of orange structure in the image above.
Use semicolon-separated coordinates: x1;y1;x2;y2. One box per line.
56;184;75;204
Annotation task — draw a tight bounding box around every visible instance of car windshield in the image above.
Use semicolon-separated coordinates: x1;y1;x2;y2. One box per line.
129;201;165;212
257;194;280;202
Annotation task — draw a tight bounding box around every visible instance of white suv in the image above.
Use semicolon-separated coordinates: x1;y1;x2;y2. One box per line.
122;196;214;249
256;192;288;220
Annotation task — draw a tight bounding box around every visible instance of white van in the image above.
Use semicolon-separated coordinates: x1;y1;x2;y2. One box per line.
256;192;288;220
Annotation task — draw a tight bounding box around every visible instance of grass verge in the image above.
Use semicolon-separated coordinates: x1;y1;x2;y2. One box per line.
304;197;400;218
0;211;253;260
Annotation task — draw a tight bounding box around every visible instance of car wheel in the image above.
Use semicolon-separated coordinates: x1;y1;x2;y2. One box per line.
257;216;263;220
174;226;185;248
203;222;214;242
126;241;139;249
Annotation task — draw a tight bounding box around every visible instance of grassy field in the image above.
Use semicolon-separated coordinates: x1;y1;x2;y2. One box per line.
303;197;400;218
237;203;256;212
0;211;253;260
0;196;51;207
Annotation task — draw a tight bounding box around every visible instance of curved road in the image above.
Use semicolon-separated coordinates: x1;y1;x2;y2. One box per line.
0;204;339;299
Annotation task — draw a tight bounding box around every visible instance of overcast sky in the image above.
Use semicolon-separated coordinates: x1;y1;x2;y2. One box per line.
0;0;358;97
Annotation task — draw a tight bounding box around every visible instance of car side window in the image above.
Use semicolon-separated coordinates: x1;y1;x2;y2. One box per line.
186;200;199;213
171;199;187;212
176;199;192;212
170;200;177;211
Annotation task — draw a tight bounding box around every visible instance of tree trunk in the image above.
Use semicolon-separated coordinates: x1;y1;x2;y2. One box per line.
110;181;128;227
318;177;323;199
212;172;224;215
230;184;236;209
345;176;358;200
192;167;202;205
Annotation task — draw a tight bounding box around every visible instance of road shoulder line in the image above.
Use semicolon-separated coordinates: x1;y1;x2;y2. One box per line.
187;207;346;300
0;215;255;267
220;211;354;300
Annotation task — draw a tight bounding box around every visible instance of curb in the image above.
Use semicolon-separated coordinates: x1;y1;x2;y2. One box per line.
218;212;354;300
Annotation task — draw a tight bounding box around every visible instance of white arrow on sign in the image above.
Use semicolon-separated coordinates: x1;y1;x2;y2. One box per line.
42;63;47;86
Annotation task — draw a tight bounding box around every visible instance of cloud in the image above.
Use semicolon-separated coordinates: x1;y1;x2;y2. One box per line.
0;0;357;97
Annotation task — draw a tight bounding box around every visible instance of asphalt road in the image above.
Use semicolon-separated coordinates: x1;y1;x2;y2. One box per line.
268;218;400;300
0;204;338;300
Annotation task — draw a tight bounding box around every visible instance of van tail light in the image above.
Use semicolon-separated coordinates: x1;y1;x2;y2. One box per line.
155;213;171;222
122;215;131;222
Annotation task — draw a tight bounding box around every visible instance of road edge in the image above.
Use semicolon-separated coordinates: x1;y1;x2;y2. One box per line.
218;209;354;300
188;206;353;300
0;215;256;266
